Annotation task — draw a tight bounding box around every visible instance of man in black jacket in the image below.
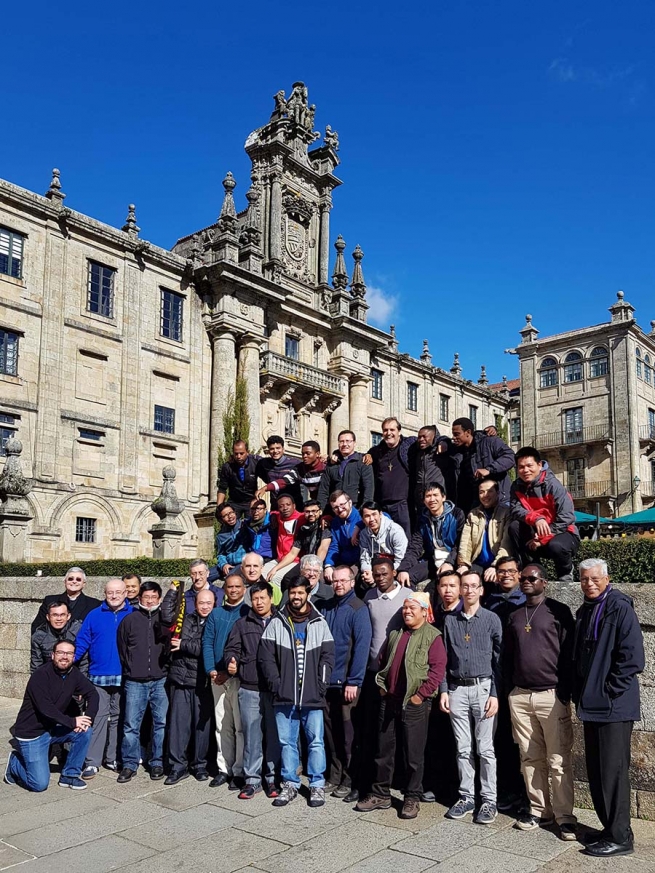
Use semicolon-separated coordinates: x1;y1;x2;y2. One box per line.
317;430;374;510
165;588;216;785
573;558;645;858
116;581;170;784
31;566;101;633
449;418;516;514
224;581;280;800
30;601;81;673
6;640;99;791
217;441;260;518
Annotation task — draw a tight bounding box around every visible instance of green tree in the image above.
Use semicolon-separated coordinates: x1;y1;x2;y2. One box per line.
216;376;252;471
495;413;516;480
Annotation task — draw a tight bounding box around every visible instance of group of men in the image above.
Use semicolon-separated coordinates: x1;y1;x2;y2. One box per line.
6;418;645;859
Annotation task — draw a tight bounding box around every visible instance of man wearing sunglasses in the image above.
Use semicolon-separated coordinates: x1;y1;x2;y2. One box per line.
503;563;577;841
31;566;101;634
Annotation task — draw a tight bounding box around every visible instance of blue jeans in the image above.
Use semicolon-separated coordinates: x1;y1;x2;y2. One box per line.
239;688;280;786
121;678;168;770
7;725;92;791
274;705;325;788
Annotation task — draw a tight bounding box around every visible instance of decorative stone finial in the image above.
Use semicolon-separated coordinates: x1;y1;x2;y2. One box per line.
332;235;349;290
451;352;462;377
478;365;488;386
650;320;655;336
617;290;624;300
151;465;183;524
350;245;366;298
122;204;140;237
0;437;33;515
45;168;66;203
219;172;237;219
420;339;432;365
608;289;635;324
519;313;539;344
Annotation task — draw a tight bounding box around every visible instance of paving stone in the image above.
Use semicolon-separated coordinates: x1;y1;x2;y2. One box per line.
0;783;74;817
113;829;285;873
254;821;407;873
235;796;353;845
393;819;499;862
9;798;170;856
119;803;249;851
0;839;35;870
207;785;279;817
144;778;218;811
90;770;173;802
436;846;544;873
0;789;118;837
360;799;453;833
538;850;653;872
8;834;155;873
479;823;572;862
340;847;438;872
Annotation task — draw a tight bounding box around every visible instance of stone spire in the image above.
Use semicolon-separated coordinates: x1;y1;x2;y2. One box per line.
239;181;263;274
45;168;66;203
499;375;510;399
219;172;237;223
450;352;462;377
349;244;368;322
609;290;635;324
122;204;140;237
214;172;239;263
519;314;539;344
332;235;349;290
478;365;488;386
0;436;33;562
650;320;655;337
389;324;399;353
420;340;432;365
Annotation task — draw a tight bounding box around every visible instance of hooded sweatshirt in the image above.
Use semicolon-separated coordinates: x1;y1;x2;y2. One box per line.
359;513;408;571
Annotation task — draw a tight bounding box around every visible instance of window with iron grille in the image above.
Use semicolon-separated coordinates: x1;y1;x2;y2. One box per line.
439;394;450;422
589;346;609;377
371;368;383;401
469;405;478;428
87;262;115;318
75;517;96;543
407;382;418;412
0;413;17;454
539;356;558;388
0;228;24;279
510;418;521;443
564;407;583;443
154;405;175;434
371;432;383;447
160;289;184;342
285;335;300;360
563;352;583;383
567;458;585;497
0;329;19;376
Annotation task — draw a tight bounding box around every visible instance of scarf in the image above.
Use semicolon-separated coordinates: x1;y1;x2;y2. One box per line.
582;585;612;642
286;601;312;623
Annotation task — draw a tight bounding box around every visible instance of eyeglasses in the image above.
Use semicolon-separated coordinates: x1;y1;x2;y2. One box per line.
66;577;84;582
497;569;518;576
461;584;481;591
520;575;543;583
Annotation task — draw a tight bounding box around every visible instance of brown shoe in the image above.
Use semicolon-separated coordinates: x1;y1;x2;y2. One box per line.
355;794;392;812
400;798;420;820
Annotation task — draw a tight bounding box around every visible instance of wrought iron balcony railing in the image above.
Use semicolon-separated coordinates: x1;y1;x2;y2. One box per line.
534;423;611;450
568;480;613;499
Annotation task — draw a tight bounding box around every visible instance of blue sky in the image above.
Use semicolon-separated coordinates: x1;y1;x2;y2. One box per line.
4;1;655;383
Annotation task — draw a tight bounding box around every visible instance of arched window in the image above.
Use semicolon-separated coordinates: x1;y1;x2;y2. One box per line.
646;354;653;386
539;356;558;388
589;346;609;378
563;351;583;383
637;348;643;379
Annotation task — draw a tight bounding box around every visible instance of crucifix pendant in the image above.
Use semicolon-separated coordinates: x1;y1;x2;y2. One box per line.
524;624;532;633
388;462;393;471
464;632;471;643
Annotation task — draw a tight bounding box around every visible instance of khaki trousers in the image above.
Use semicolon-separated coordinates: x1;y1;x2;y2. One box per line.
508;688;576;824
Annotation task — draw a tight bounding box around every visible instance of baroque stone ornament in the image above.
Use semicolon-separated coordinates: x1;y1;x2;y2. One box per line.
150;465;184;524
0;437;33;515
45;168;66;203
122;204;140;237
324;125;340;151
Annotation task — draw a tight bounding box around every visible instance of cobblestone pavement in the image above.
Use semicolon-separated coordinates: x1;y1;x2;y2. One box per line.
0;697;653;873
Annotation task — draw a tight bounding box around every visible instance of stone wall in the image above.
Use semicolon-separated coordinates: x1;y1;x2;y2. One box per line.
1;576;652;819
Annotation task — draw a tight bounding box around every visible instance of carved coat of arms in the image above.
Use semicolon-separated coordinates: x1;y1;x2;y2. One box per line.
284;215;306;262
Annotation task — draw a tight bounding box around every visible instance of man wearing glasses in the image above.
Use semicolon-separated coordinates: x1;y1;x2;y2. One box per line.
440;570;502;825
31;566;101;633
324;491;362;583
504;563;577;840
317;430;374;511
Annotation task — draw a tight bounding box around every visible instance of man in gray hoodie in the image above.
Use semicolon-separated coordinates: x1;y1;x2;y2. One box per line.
359;502;408;589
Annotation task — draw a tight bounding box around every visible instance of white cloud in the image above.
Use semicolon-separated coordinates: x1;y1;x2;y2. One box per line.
549;57;635;87
366;285;398;328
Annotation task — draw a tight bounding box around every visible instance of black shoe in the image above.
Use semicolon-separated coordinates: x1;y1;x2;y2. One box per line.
583;839;634;857
239;784;262;800
150;766;165;781
331;784;353;798
194;770;209;782
581;829;607;845
164;770;189;786
342;788;359;803
323;781;339;792
209;772;228;788
228;777;244;791
264;781;279;799
117;768;136;784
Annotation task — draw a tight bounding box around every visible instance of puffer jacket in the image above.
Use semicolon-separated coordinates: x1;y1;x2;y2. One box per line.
168;611;209;689
399;501;465;574
457;504;511;568
30;618;82;673
510;461;579;540
216;519;247;571
258;603;335;707
224;608;276;691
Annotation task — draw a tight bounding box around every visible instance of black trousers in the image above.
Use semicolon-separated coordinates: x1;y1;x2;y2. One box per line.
508;520;579;578
423;700;460;803
494;693;526;800
359;671;382;795
372;696;431;800
382;499;411;539
323;686;360;788
167;683;214;774
583;720;634;845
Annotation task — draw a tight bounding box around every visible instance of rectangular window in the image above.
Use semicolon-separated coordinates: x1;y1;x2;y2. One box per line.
0;329;19;376
439;394;450;422
540;368;558;388
285;335;300;360
154;404;175;434
567;458;585;497
651;459;655;493
649;409;655;439
510;418;521;443
160;289;184;342
590;356;608;378
0;227;24;279
564;407;583;443
371;431;383;447
0;413;17;454
564;362;583;383
407;382;418;412
371;368;383;401
646;365;653;386
87;262;115;318
78;427;104;442
75;517;96;543
469;405;478;428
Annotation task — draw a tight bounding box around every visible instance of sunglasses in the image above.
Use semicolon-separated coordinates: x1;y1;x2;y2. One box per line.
520;574;544;583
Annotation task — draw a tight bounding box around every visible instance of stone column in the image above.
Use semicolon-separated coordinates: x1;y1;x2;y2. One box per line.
318;202;331;285
238;336;263;453
269;171;283;263
0;437;33;563
209;330;237;501
349;374;371;450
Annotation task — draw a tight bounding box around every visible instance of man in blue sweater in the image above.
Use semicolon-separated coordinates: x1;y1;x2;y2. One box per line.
324;491;362;583
202;573;249;789
74;579;132;779
320;565;372;803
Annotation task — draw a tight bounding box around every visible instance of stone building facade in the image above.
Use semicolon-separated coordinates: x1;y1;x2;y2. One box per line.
513;292;655;517
0;82;508;563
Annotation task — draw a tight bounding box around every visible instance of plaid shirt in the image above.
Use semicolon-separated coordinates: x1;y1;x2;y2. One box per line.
90;674;122;687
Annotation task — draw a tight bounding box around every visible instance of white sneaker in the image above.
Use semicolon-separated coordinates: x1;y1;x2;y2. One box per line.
3;752;16;786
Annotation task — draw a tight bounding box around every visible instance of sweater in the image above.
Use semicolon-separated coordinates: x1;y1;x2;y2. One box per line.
359;513;408;572
325;506;363;567
74;601;133;679
202;600;250;674
376;622;446;706
256;455;301;509
319;589;372;687
364;584;413;669
11;661;99;739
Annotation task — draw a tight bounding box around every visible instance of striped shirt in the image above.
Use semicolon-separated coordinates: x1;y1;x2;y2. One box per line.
439;606;502;696
290;617;308;685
